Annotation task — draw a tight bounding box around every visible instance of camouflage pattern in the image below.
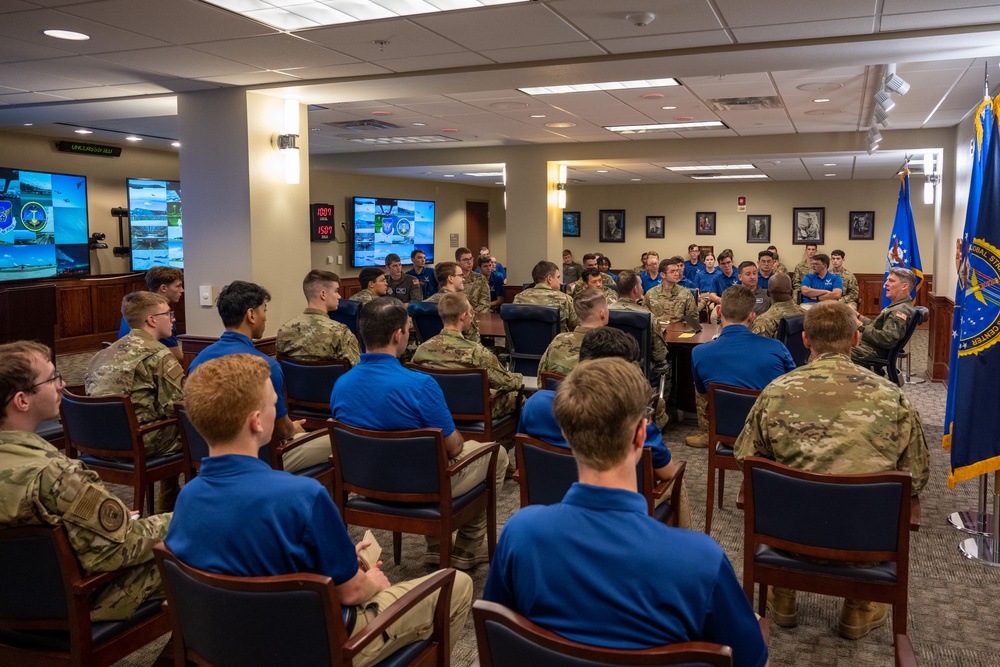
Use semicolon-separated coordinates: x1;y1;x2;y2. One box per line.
426;291;480;343
832;266;859;308
792;260;811;291
513;283;578;332
733;352;929;494
463;271;492;313
775;261;789;275
85;330;183;457
350;288;378;304
412;329;523;417
852;296;916;363
0;430;171;621
570;273;615;293
386;274;423;303
535;325;597;384
562;262;583;284
608;299;667;363
643;283;697;323
574;284;618;305
276;308;360;366
751;299;806;339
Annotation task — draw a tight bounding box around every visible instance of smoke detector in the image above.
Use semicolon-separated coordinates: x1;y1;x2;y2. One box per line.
625;12;655;27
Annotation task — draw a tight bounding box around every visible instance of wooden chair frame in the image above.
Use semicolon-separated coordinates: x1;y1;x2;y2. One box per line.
537;371;564;391
704;383;760;536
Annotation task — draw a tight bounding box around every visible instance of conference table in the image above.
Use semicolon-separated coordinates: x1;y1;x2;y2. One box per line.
660;321;720;416
476;312;505;338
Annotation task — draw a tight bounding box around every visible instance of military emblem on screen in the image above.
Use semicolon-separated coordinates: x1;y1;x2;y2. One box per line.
958;239;1000;356
0;201;12;234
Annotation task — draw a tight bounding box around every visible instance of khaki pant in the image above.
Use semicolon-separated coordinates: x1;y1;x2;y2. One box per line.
281;433;333;473
655;479;692;530
431;440;508;550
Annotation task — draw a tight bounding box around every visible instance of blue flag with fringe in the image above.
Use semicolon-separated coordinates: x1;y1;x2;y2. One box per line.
882;171;923;308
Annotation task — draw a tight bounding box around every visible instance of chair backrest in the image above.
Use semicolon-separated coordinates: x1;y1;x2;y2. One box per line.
743;457;911;561
176;405;210;472
0;526;77;626
472;600;734;667
501;304;561;376
330;301;364;352
515;436;577;507
60;391;142;458
406;364;489;419
776;314;808;367
607;308;653;378
539;372;564;391
885;306;928;386
329;420;449;500
153;544;343;667
408;301;444;342
278;356;351;408
706;384;760;446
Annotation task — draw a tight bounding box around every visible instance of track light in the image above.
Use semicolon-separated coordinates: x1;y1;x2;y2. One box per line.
867;144;879;155
874;89;895;112
874;106;891;126
884;65;910;96
867;127;882;144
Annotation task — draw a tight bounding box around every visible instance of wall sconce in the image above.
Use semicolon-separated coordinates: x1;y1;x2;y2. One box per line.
556;164;567;209
272;99;300;185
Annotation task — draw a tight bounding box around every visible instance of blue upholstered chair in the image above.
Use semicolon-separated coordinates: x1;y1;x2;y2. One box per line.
153;544;457;667
607;307;670;396
776;314;809;367
0;525;171;666
330;300;364;352
500;304;560;379
407;301;444;343
328;420;501;569
60;391;185;515
538;372;564;391
34;418;64;450
705;383;760;536
741;456;913;644
277;355;351;429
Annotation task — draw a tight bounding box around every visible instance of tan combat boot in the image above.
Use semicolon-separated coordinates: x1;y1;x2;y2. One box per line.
685;432;709;448
837;599;889;640
767;587;798;628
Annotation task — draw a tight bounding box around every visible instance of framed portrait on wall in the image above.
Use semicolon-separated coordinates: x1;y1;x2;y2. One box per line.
599;209;626;243
792;207;825;245
646;215;665;239
562;211;581;237
696;212;716;235
747;214;771;243
849;211;875;240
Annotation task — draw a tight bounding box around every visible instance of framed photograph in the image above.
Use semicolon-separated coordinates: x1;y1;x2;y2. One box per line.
599;209;626;243
696;212;716;236
698;245;714;261
849;210;875;240
562;211;581;237
747;214;771;243
792;207;825;245
646;215;665;239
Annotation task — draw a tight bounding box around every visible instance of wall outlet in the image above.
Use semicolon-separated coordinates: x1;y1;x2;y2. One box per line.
337;255;343;265
199;285;214;307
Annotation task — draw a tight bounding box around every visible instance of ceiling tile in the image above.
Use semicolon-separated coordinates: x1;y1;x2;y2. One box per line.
190;34;357;70
198;71;306;86
375;51;494;73
599;30;733;55
300;19;465;60
93;46;258;78
0;8;170;53
732;18;876;43
0;34;76;63
478;42;606;64
880;7;1000;31
547;0;723;39
714;0;875;27
413;3;587;51
276;62;392;80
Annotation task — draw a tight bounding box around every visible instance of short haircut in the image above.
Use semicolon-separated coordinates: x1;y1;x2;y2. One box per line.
531;260;559;284
358;297;408;349
573;288;607;321
358;267;385;290
889;267;915;289
738;261;757;275
217;281;270;329
804;301;857;353
477;255;492;268
767;272;793;301
145;266;183;292
410;249;425;260
658;256;683;274
581;267;602;283
721;285;755;322
384;253;401;266
688;243;699;252
703;252;716;261
579;327;640;363
122;291;168;329
185;354;271;445
0;341;51;427
563;249;573;257
479;246;490;253
302;270;340;300
455;246;472;260
812;253;830;269
597;255;612;269
717;250;734;263
435;261;459;286
806;243;818;250
757;250;775;261
646;250;660;260
831;249;845;259
437;291;470;324
553;358;649;471
582;253;598;263
616;270;640;295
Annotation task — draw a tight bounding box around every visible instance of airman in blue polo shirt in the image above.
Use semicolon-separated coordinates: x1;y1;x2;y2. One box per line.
800;253;843;304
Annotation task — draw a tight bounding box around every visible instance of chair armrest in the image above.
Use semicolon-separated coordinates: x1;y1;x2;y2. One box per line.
136;416;178;436
910;497;921;531
342;569;456;659
665;460;686;508
651;459;686;500
759;617;770;646
895;634;917;667
72;569;122;597
446;442;500;477
274;427;330;459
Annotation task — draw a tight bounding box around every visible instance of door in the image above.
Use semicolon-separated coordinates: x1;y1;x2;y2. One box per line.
465;200;489;253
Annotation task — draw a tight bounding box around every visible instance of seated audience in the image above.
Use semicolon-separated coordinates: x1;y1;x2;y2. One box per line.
426;261;481;343
513;260;578;332
597;254;617;280
750;273;805;339
738;261;772;317
350;267;388;304
276;270;360;365
609;270;667;366
117;266;185;362
570;254;615;293
768;245;789;274
477;255;504;309
479;246;506;281
684;243;706;283
830;249;860;309
574;267;618;304
536;288;608;384
800;253;843;304
851;268;918;371
384;253;423;303
707;251;740;310
166;353;472;666
695;252;720;314
644;256;697;322
456;247;491;313
406;249;437;298
756;250;777;290
561;249;583;285
639;251;662;292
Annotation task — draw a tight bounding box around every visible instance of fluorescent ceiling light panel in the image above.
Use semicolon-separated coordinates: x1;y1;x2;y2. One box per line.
520;78;679;96
690;174;769;180
343;135;460;144
668;164;754;171
605;121;725;132
204;0;528;30
463;172;504;177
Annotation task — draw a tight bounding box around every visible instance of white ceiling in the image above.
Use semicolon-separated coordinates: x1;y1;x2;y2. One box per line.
1;0;998;185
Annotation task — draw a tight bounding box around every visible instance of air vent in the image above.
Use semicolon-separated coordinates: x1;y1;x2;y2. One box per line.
325;119;402;131
707;96;783;111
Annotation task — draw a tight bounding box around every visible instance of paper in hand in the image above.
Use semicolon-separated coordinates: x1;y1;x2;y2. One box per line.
357;530;382;570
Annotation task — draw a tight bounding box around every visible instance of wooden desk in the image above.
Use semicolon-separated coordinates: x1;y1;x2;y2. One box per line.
661;322;720;346
660;322;719;414
476;312;505;338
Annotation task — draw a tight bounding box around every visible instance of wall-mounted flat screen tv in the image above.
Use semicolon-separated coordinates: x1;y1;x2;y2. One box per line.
0;167;90;282
127;178;182;271
350;196;434;268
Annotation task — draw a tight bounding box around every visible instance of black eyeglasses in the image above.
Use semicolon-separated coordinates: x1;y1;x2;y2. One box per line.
151;310;175;319
31;372;63;390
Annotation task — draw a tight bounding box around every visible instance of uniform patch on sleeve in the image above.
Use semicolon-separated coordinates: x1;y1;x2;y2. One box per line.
98;498;126;531
896;312;908;321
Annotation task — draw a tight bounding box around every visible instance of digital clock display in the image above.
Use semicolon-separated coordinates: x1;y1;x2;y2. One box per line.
310;203;335;242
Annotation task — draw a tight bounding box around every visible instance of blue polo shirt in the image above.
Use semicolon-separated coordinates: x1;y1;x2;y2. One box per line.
483;271;505;301
118;316;178;349
189;331;288;419
691;324;795;394
484;484;768;666
330;353;455;437
519;390;670;469
695;269;719;296
712;270;741;295
801;272;844;303
639;270;662;293
684;259;706;283
406;266;438;298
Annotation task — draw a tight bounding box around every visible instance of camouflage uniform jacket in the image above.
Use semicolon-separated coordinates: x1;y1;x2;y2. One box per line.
751;300;806;339
276;308;360;366
608;299;667;363
733;352;929;494
412;329;523;417
536;325;597;384
463;271;492;313
85;330;183;457
425;291;480;343
386;274;423;303
775;262;789;275
832;267;859;308
0;430;171;619
573;284;618;305
792;260;811;291
513;283;578;332
853;296;916;360
350;288;378;304
643;283;697;323
570;273;615;293
562;262;583;284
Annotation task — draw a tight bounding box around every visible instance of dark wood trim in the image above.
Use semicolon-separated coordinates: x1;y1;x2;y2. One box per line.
854;273;932;326
178;334;275;372
928;294;954;384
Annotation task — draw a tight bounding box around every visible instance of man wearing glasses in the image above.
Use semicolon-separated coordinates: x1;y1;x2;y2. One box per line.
86;292;184;511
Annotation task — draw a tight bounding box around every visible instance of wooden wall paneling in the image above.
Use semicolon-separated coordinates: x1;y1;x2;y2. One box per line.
339;277;361;299
854;273;932;327
57;286;93;339
177;335;275;373
92;283;129;334
0;284;56;350
928;295;954;384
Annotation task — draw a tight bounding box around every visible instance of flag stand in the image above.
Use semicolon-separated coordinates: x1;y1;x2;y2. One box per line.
949;475;993;535
957;474;1000;566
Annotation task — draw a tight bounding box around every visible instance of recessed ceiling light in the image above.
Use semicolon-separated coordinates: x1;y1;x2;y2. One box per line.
530;114;546;118
125;136;142;142
519;78;679;96
668;164;754;172
813;98;831;103
463;172;504;177
596;170;609;173
606;120;725;132
411;122;426;126
545;121;576;128
43;29;90;41
642;93;663;99
661;105;677;110
691;174;769;180
823;163;836;166
630;178;641;181
74;129;93;134
171;142;181;148
443;174;455;178
22;123;32;127
825;173;836;177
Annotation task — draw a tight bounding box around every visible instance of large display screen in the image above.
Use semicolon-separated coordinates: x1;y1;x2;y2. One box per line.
127;178;182;271
0;167;90;282
351;196;434;268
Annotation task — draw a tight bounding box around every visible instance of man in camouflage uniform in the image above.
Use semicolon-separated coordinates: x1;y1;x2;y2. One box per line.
513;260;578;332
276;270;360;365
791;243;818;294
536;288;608;384
569;253;615;294
574;267;618;305
384;253;423;303
609;270;667;366
426;261;482;344
767;245;789;275
751;273;805;339
830;249;860;309
644;256;697;323
562;249;583;285
851;267;917;371
1;341;171;622
734;301;928;640
86;291;184;512
350;267;388;304
456;247;491;313
412;292;522;417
